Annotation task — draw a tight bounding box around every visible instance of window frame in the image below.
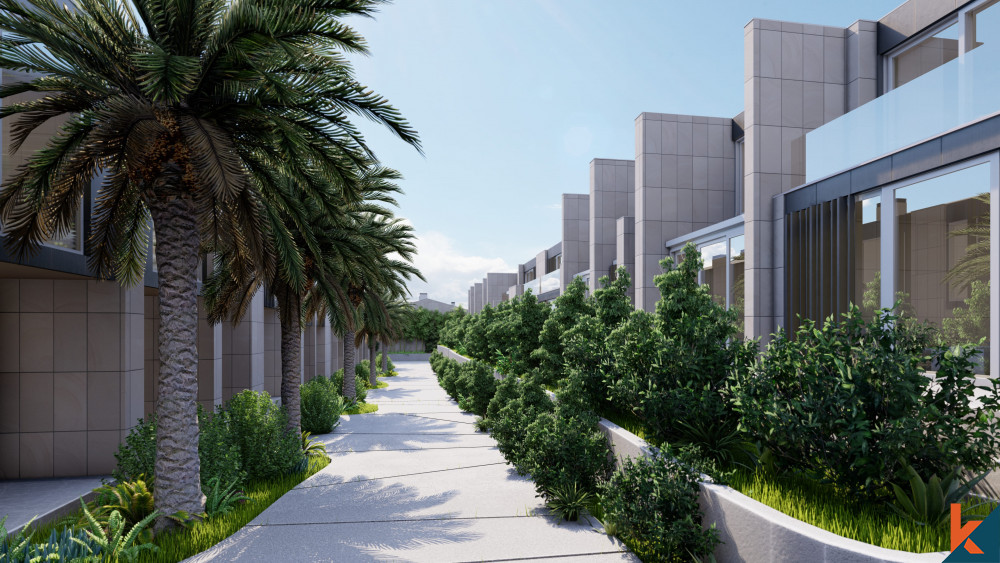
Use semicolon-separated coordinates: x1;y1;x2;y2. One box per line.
868;151;998;375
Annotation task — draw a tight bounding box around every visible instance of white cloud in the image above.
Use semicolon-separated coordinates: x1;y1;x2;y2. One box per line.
405;230;513;308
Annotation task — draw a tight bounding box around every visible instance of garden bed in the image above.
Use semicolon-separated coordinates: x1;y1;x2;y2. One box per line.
435;345;951;563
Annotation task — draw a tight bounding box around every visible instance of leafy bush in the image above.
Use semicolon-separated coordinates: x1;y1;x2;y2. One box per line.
486;293;549;377
301;375;344;434
520;376;612;498
374;352;395;374
115;411;243;490
599;451;719;562
606;245;749;447
224;390;302;482
453;359;497;415
462;304;496;361
114;416;157;486
438;360;462;400
198;406;244;488
331;368;368;403
438;308;469;350
484;373;554;469
532;277;593;386
731;305;1000;500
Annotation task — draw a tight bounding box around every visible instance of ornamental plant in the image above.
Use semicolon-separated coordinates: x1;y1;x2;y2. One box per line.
731;305;1000;500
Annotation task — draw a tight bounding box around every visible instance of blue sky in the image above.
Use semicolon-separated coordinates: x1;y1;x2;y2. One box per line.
345;0;899;306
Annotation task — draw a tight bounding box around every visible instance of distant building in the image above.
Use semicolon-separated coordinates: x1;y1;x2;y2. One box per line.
410;293;458;313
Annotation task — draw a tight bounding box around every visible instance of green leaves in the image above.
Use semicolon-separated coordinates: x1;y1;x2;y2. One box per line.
133;43;200;103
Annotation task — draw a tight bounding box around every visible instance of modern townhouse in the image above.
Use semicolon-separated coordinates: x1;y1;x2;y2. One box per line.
469;0;997;379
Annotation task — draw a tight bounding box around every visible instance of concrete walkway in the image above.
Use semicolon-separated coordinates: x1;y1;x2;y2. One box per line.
188;360;636;562
0;476;105;534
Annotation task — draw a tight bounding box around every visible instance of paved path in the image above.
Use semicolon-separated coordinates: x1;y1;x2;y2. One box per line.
0;476;105;534
189;360;636;562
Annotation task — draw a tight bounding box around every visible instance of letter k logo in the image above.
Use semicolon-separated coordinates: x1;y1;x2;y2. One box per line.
953;503;984;555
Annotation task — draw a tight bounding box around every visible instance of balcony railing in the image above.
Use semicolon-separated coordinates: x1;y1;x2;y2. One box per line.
806;40;1000;182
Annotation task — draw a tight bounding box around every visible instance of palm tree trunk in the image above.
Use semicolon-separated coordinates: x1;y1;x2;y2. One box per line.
276;286;302;435
343;330;356;400
369;340;377;387
381;341;388;373
148;195;204;527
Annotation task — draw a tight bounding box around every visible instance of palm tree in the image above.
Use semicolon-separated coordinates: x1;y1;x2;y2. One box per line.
331;215;421;400
357;294;410;386
206;165;408;435
0;0;419;522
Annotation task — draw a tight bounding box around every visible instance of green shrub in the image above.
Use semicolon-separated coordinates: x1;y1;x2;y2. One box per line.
114;416;157;486
331;368;368;403
605;244;748;447
532;277;593;386
485;293;549;377
438;308;469;349
453;359;497;415
198;406;244;488
439;360;462;400
375;352;395;373
521;376;611;498
224;390;302;482
300;375;344;434
484;374;554;469
599;451;719;562
731;305;1000;500
115;411;242;490
356;360;371;381
463;304;496;361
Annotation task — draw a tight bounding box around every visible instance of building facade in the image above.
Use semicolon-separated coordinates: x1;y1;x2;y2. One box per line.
468;0;997;379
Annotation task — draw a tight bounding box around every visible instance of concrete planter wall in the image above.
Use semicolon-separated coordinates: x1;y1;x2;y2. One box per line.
388;353;432;362
433;345;949;563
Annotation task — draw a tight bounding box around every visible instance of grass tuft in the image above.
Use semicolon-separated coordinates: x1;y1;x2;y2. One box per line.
344;402;379;415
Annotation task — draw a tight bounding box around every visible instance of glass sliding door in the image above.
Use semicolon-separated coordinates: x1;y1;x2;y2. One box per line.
699;241;727;307
853;193;882;319
895;163;992;374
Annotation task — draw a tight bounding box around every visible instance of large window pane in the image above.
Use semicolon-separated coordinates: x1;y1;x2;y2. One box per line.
893;23;959;89
730;235;745;335
854;193;881;318
896;164;991;374
699;241;727;307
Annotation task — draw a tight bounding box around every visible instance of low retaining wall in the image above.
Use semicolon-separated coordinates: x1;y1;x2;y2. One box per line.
389;353;432;362
433;345;948;562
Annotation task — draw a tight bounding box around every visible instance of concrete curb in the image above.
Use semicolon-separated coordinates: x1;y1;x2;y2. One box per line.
432;346;948;563
7;488;100;537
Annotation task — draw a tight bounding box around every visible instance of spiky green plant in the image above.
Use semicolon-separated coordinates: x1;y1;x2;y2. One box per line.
77;499;159;562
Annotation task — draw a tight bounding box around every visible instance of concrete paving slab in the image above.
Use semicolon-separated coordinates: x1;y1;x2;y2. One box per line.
322;430;497;453
320;447;508;486
252;462;542;525
186;516;633;563
332;413;477;435
188;358;638;562
0;476;105;533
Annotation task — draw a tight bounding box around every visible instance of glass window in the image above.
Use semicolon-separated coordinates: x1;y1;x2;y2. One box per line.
699;241;727;307
892;23;959;89
737;139;746;214
854;193;882;319
524;268;536;283
729;235;745;335
895;163;991;374
970;0;1000;52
